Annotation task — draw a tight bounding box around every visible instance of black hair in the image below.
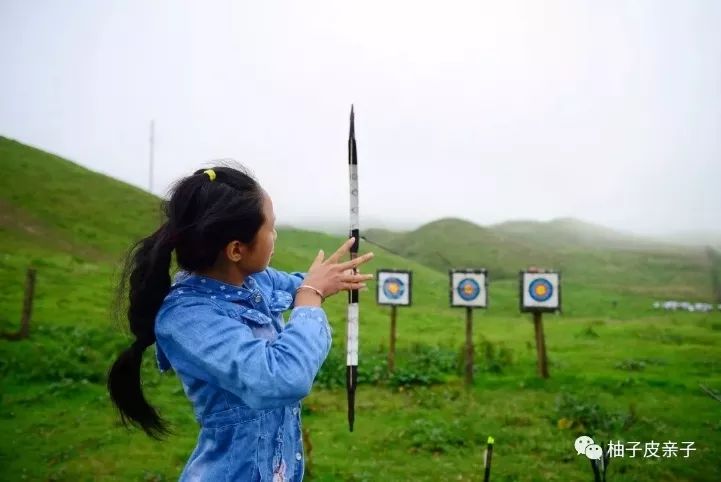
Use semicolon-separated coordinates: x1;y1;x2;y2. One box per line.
107;165;265;438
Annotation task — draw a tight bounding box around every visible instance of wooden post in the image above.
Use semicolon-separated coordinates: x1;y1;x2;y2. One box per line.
388;305;397;373
2;268;36;341
19;268;36;339
465;306;474;385
533;311;549;378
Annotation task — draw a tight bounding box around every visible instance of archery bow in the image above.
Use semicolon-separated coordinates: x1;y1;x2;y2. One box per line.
347;105;359;432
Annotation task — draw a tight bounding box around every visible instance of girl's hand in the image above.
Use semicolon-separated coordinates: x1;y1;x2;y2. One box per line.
298;238;374;303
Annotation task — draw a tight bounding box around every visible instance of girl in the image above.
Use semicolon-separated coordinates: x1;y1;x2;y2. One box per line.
107;166;374;481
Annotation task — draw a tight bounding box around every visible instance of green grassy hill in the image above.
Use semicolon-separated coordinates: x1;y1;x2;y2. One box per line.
1;136;720;481
366;217;550;280
366;217;716;302
491;217;670;250
0;137;161;258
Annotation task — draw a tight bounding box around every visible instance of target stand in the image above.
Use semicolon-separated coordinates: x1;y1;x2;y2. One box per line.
450;269;488;385
376;269;412;373
519;269;562;378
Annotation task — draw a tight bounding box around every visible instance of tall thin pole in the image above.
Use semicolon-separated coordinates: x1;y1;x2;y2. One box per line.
346;105;359;431
149;120;155;193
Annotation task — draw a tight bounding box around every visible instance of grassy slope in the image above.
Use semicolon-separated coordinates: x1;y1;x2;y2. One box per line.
1;136;720;481
491;218;658;249
366;217;715;301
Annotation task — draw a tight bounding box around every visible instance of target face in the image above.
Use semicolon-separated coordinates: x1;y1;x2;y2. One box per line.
450;270;487;308
458;279;480;300
520;272;561;312
377;270;412;306
529;278;553;302
383;277;405;300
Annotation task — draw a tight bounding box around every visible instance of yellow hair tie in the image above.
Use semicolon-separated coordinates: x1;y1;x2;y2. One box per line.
203;169;216;181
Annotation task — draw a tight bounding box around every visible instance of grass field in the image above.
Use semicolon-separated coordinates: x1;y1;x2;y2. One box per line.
1;136;720;481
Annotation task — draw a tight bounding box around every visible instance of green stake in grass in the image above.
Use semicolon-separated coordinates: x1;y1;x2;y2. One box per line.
483;435;494;482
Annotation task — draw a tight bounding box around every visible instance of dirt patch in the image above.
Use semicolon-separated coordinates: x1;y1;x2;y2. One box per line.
0;198;110;262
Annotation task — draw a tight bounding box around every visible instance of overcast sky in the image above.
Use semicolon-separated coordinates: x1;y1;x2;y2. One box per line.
1;0;720;236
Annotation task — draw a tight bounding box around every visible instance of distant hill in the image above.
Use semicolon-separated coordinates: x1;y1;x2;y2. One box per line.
366;218;552;279
490;217;666;250
366;216;717;300
660;229;721;250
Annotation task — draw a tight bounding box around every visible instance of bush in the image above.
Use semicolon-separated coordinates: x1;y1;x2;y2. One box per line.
554;392;634;436
405;419;470;453
314;344;459;389
0;324;127;385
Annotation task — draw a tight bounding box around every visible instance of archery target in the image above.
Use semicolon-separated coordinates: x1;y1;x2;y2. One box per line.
521;272;560;312
450;270;487;308
377;270;412;306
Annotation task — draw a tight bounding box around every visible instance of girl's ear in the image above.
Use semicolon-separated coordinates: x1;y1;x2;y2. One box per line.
225;240;246;262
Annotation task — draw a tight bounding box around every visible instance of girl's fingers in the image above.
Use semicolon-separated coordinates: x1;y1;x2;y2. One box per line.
342;282;367;290
327;237;355;264
337;252;374;271
342;273;374;282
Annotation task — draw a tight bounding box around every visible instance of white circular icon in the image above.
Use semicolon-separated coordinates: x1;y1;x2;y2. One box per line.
585;444;603;460
574;435;594;456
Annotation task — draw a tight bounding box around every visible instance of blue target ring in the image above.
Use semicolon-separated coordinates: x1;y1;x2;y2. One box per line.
383;277;405;300
529;278;553;302
457;278;481;301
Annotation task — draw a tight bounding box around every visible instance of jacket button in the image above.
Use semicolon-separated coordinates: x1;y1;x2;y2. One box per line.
292;407;299;415
255;295;262;303
295;452;302;461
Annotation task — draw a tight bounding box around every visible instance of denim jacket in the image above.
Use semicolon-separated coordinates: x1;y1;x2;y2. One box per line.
154;268;332;481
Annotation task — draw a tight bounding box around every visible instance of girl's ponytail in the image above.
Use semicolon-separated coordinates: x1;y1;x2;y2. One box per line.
108;224;174;439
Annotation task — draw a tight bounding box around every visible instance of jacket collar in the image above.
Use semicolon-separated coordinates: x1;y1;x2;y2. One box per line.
171;272;256;303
